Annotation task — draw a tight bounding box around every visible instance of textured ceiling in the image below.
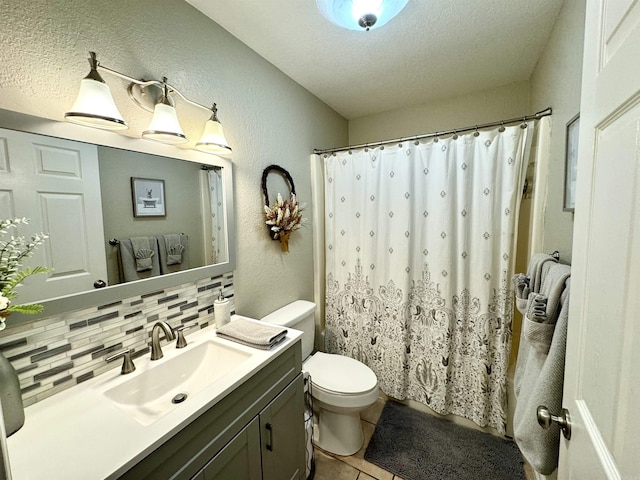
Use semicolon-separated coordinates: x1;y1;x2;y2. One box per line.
185;0;564;119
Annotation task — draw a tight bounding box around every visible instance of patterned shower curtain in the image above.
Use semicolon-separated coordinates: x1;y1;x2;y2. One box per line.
324;124;533;433
208;168;227;264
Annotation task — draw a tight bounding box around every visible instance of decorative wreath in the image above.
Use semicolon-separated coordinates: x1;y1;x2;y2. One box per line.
261;164;305;252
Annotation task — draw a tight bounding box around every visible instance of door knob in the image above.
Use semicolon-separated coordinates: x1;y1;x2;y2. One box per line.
94;279;106;289
537;405;571;440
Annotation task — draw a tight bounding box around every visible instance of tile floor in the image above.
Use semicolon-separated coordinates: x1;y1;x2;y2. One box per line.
311;395;537;480
312;396;401;480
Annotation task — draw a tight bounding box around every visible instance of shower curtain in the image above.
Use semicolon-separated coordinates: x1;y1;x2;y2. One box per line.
323;124;533;433
201;168;227;265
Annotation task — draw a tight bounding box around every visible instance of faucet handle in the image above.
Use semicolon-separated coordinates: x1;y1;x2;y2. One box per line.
175;323;198;348
106;349;136;375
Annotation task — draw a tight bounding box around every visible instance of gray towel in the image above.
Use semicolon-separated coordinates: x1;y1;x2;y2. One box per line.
119;238;161;282
523;293;553;354
216;318;288;350
525;293;547;322
512;273;531;314
164;234;184;265
539;263;571;321
514;283;570;475
157;234;189;275
513;261;571;475
130;236;155;272
526;253;558;293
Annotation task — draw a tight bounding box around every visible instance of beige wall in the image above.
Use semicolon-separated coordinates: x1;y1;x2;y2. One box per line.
529;0;586;264
348;81;531;145
0;0;348;319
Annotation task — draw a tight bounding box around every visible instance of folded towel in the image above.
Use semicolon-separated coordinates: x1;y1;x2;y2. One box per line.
513;273;531;314
514;282;571;475
119;238;161;282
130;237;155;272
523;293;554;353
158;234;189;275
164;233;184;265
525;293;548;323
512;273;530;298
526;253;558;293
216;318;288;350
539;263;571;321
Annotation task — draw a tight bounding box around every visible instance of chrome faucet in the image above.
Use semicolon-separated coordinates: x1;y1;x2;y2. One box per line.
150;321;176;360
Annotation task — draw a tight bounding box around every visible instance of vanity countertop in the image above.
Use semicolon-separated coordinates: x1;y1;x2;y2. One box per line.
6;316;302;480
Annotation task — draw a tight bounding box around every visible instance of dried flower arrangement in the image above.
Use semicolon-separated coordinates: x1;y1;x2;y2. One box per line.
261;165;306;252
264;192;305;252
0;218;50;325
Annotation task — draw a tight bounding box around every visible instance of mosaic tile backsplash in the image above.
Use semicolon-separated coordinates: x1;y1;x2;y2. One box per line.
0;272;234;407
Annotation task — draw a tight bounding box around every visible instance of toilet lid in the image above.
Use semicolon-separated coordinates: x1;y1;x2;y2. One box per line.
303;352;377;394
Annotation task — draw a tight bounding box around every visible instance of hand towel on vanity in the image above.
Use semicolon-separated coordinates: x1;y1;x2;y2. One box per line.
119;237;161;282
158;234;188;274
513;263;571;475
216;319;288;350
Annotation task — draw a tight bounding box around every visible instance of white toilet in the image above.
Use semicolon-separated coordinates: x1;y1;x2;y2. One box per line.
262;300;378;456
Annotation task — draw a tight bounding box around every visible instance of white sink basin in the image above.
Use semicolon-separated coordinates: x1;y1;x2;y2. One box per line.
103;340;252;426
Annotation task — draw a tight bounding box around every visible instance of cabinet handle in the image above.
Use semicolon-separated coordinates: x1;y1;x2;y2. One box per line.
265;423;273;451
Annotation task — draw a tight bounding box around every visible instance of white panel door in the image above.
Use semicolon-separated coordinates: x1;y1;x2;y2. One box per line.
0;128;107;302
560;0;640;478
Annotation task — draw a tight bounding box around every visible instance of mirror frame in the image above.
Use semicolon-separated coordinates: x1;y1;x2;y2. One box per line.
0;108;236;324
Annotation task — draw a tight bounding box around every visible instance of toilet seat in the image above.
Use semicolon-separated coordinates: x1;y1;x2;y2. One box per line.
303;352;378;409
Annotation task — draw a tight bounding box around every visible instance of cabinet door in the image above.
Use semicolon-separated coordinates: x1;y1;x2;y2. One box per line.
200;417;261;480
260;374;305;480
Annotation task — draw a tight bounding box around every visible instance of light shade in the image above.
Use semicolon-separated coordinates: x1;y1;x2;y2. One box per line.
195;106;232;155
316;0;408;31
65;78;128;130
142;103;188;145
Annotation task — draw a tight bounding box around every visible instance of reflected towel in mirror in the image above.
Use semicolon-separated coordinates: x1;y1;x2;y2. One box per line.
158;234;188;274
119;238;161;282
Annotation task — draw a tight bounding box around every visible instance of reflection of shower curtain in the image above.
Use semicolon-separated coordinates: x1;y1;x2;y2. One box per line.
201;169;227;264
324;124;533;433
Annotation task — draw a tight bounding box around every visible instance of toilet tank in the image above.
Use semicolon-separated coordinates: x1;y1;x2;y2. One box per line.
261;300;316;359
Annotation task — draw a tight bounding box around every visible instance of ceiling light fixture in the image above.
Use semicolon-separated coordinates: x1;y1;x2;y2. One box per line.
316;0;408;31
65;52;232;156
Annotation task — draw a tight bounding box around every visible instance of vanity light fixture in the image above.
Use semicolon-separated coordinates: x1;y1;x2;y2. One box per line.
141;79;187;145
65;52;232;155
65;52;127;130
316;0;408;31
195;104;232;155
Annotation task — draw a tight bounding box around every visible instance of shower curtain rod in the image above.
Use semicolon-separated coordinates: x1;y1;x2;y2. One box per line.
313;107;552;155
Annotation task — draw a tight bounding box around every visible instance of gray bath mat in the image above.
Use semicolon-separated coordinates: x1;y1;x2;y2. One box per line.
364;401;525;480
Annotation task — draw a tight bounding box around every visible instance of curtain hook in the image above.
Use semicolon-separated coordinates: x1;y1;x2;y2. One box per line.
414;136;420;146
520;116;528;129
473;125;480;137
452;130;458;140
499;121;505;133
433;132;439;143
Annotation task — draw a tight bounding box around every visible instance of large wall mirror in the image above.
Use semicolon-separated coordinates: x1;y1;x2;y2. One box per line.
0;109;235;324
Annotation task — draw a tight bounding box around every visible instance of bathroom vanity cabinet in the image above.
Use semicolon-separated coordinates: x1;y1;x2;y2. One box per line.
118;341;305;480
